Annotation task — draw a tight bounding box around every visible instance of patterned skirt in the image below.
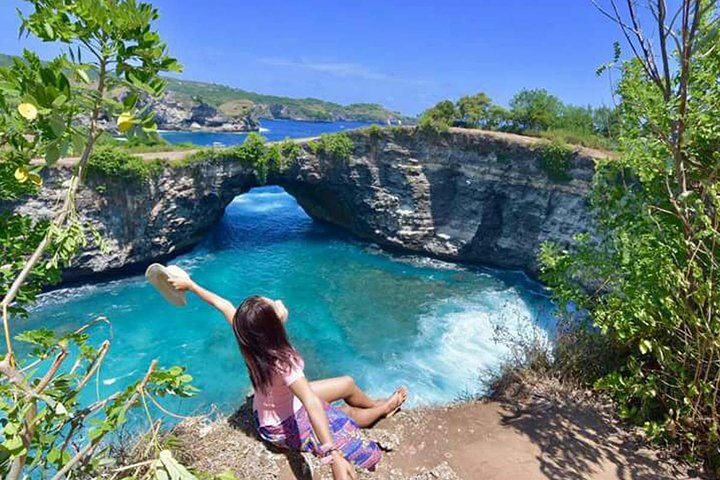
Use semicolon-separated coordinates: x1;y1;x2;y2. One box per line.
255;401;382;471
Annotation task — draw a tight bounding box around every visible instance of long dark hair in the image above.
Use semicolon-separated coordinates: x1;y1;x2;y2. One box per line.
232;295;299;393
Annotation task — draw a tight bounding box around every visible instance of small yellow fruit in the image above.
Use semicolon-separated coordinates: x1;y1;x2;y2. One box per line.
117;112;134;133
18;102;38;121
14;166;29;183
28;173;43;186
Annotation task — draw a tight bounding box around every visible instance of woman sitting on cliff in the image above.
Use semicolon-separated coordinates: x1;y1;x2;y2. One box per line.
168;275;408;479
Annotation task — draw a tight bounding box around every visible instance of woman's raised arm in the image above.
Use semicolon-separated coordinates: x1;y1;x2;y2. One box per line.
168;276;236;325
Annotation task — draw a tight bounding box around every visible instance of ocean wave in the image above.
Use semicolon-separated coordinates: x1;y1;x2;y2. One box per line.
372;291;549;405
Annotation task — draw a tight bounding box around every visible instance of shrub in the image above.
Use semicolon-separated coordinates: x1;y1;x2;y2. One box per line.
308;132;354;160
367;124;383;138
182;134;301;183
87;146;164;182
418;100;456;132
226;132;267;165
530;128;615;151
541;3;720;471
536;141;574;182
278;138;301;164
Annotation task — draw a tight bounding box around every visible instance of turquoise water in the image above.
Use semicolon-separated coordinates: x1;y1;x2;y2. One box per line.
21;187;555;422
160;119;372;146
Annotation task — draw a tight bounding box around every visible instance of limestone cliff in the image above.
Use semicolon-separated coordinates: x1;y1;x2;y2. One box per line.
6;127;605;283
279;128;600;276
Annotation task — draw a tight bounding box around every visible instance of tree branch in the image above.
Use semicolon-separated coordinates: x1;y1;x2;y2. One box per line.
76;340;109;391
655;0;673;99
49;360;158;480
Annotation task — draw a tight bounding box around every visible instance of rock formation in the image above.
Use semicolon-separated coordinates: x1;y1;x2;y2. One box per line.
5;127;606;284
151;91;260;132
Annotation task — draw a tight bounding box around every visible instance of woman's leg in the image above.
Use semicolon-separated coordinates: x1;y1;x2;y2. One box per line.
339;388;408;428
310;376;378;408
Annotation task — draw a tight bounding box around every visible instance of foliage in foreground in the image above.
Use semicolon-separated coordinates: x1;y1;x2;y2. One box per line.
0;1;210;479
540;1;720;474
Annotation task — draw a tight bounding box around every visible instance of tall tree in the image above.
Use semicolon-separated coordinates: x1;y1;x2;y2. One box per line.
508;88;563;131
456;92;492;128
418;99;457;131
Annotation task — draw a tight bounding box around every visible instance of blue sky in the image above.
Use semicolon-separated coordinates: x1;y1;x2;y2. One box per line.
0;1;623;115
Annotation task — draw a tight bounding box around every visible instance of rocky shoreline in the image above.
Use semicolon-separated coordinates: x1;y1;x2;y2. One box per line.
150;91;260;133
7;127;606;284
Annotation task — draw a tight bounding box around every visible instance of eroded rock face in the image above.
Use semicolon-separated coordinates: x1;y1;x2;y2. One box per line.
278;128;599;276
151;91;260;133
5;128;603;283
9;159;259;282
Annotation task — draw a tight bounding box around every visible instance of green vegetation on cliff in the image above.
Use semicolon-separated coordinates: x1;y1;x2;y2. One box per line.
182;132;314;182
419;88;617;150
535;141;574;182
307;132;354;160
87;146;163;182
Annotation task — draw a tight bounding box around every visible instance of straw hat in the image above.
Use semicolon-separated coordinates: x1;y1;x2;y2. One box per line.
145;263;190;307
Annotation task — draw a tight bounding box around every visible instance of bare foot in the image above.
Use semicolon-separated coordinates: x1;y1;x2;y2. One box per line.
383;386;408;418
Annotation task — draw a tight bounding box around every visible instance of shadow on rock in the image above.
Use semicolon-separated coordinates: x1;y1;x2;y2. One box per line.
226;401;313;480
495;390;695;480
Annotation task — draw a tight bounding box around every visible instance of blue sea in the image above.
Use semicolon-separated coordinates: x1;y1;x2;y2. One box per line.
16;120;555;430
21;187;554;421
159;118;373;146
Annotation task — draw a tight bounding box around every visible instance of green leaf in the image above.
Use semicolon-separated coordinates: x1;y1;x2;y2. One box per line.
76;68;90;84
3;435;24;454
48;115;65;137
88;427;105;442
51;94;67;108
45;143;60;165
158;450;197;480
47;447;61;464
43;22;54;39
214;472;238;480
3;422;19;436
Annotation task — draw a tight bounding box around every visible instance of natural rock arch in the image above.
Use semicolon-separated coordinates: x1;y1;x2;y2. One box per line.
8;127;603;284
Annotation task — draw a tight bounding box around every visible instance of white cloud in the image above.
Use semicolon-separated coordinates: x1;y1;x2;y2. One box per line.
258;58;433;86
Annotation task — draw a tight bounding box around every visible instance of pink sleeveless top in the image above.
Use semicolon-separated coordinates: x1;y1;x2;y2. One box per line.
252;357;305;427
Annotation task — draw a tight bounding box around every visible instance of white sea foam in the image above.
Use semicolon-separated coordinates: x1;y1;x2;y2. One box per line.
368;290;550;406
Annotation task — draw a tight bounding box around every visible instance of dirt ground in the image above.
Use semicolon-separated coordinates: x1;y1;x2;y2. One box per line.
168;385;704;480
